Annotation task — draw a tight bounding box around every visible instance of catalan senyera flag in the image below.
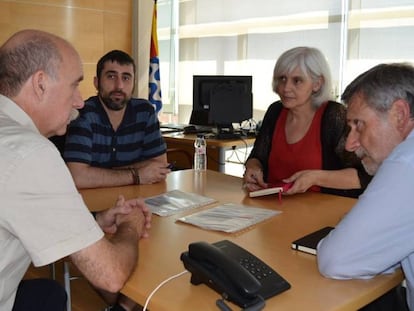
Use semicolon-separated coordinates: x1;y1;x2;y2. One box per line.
149;0;162;113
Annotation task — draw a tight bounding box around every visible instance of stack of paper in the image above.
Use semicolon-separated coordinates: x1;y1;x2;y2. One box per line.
145;189;216;216
177;203;281;233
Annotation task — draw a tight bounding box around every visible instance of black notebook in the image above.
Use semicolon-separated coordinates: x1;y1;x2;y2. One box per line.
291;226;334;255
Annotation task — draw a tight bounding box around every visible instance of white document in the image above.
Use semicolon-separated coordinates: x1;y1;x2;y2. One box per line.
177;203;281;233
145;189;216;216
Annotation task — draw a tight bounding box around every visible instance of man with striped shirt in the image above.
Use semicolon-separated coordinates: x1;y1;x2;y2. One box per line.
64;50;170;189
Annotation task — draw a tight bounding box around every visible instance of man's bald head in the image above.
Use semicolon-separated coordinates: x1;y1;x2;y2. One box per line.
0;29;84;137
0;29;77;97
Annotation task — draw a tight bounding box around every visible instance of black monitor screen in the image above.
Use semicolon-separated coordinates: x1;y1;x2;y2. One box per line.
190;75;253;127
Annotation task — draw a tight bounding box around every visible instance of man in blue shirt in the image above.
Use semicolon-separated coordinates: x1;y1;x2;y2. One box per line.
318;63;414;310
64;50;170;189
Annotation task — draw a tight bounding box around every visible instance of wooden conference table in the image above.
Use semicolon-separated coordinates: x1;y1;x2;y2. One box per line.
162;132;255;172
80;170;403;311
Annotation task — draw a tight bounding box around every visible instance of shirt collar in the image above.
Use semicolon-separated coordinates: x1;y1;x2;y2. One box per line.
0;94;40;134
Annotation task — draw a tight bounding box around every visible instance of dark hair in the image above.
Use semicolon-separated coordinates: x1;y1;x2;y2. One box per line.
0;33;61;97
342;63;414;117
96;50;136;79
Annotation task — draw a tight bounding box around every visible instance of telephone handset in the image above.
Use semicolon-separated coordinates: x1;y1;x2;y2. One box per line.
180;240;291;309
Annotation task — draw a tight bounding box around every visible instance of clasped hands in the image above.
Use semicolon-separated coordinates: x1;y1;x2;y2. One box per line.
95;195;152;238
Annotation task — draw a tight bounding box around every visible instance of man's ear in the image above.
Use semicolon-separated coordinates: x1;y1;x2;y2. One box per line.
391;99;411;131
93;76;98;91
32;70;46;99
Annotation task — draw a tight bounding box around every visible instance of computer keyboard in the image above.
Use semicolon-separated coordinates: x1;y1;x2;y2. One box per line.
182;125;213;134
160;127;182;134
214;132;241;139
160;123;213;134
160;123;187;130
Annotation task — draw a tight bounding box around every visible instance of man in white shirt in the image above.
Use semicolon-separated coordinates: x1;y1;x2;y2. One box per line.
0;29;151;311
318;63;414;310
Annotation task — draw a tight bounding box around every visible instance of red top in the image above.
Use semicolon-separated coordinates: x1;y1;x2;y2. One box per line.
267;103;328;192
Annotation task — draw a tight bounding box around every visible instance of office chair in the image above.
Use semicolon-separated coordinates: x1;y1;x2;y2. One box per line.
49;260;78;311
64;261;83;311
167;148;193;170
49;259;81;311
49;134;66;156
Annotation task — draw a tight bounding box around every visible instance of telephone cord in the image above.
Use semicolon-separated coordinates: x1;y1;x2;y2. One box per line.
142;270;188;311
142;269;265;311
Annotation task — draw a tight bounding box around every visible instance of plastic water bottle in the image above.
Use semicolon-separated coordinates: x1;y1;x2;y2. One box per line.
194;134;207;171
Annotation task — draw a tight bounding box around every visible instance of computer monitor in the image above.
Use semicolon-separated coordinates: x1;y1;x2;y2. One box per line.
190;75;253;136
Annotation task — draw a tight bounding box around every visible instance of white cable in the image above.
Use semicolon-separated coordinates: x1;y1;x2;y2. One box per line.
142;270;189;311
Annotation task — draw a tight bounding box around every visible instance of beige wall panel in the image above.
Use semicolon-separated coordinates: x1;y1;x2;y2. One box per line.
14;0;104;10
103;12;132;54
0;0;132;99
3;3;106;60
0;3;14;43
68;11;105;63
0;1;131;53
2;3;95;37
4;0;131;13
104;0;131;14
81;63;98;100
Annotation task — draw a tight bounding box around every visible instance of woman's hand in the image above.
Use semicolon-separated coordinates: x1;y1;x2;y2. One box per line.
283;169;321;194
243;160;267;191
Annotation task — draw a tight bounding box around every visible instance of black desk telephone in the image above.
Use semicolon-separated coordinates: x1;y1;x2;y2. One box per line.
180;240;291;309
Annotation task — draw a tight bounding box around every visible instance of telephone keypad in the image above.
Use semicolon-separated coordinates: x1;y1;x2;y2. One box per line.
213;240;291;300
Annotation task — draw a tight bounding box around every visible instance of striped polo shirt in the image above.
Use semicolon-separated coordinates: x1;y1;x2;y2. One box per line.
63;96;166;168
